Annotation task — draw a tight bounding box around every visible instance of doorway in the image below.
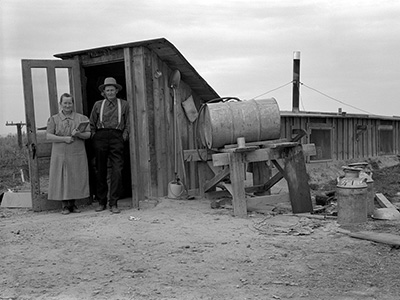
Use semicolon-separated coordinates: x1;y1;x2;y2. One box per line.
83;62;132;200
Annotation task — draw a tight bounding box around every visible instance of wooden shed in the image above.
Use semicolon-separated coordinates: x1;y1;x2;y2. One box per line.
22;38;220;211
280;110;400;162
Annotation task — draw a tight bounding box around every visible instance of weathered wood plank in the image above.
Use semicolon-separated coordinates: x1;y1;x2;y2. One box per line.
212;144;316;166
246;193;290;212
203;167;230;193
375;193;397;209
78;49;125;66
21;60;41;211
146;50;158;197
183;149;212;162
349;119;354;159
132;47;150;199
341;230;400;247
46;67;58;115
283;145;313;213
367;119;373;157
223;138;289;149
69;58;83;114
337;118;343;160
163;64;174;187
124;47;141;207
229;153;247;217
152;54;166;196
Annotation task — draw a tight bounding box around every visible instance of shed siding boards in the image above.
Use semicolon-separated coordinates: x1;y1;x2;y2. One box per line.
53;38;220;201
280;112;400;161
130;46;207;198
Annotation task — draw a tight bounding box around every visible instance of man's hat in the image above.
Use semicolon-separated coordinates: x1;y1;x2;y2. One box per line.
98;77;123;91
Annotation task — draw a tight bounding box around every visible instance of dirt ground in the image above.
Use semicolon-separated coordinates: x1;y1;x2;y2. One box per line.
1;157;400;300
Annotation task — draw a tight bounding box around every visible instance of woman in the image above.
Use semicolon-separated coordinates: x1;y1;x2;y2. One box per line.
46;93;91;214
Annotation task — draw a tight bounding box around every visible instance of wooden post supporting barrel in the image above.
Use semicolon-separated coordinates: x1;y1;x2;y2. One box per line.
210;143;314;217
191;99;314;217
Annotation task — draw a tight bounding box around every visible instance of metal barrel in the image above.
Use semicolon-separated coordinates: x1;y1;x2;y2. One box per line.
198;98;281;149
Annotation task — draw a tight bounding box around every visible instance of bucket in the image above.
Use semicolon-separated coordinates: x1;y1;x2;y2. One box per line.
336;167;368;225
168;181;184;199
198;98;281;149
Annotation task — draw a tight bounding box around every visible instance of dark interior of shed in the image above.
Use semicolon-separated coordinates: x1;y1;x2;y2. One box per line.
83;62;132;200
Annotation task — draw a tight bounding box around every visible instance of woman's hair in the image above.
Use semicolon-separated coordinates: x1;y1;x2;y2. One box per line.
59;93;74;104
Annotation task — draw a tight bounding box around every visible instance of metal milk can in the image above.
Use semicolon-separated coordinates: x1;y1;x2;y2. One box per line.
336;166;368;224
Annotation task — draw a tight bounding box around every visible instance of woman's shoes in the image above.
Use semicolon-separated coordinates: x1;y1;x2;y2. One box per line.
61;205;81;214
61;207;70;215
71;206;81;213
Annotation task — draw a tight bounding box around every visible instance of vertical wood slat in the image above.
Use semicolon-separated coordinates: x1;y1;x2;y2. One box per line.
368;119;373;157
372;120;377;156
332;118;337;160
152;53;166;196
21;60;41;211
362;119;367;158
70;58;83;113
283;145;313;213
124;47;141;207
47;67;59;116
132;47;151;198
355;120;361;158
163;64;174;187
302;118;308;143
229;153;247;217
343;119;348;160
392;120;395;154
337;117;343;160
144;49;158;197
327;118;333;159
394;122;399;154
348;119;354;159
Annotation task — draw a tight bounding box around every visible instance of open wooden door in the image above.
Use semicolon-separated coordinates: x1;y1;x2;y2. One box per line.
21;59;83;211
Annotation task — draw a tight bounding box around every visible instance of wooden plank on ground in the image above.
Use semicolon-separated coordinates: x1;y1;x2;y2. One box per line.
343;230;400;247
375;193;397;209
246;193;290;212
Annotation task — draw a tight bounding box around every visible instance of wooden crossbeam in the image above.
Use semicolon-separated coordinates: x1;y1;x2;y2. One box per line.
203;167;230;193
212;143;315;167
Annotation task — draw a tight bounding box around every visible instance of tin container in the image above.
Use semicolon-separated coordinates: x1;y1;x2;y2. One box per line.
336;167;368;224
347;162;374;216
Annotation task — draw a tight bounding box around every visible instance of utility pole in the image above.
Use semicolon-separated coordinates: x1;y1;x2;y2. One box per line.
292;51;300;112
5;121;26;149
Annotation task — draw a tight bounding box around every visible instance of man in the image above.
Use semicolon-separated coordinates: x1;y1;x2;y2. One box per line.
90;77;129;213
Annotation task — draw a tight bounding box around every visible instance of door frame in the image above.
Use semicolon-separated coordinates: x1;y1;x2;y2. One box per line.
21;58;83;211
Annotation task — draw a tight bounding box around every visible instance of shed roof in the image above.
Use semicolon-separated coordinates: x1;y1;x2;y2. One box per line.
280;110;400;120
54;38;220;102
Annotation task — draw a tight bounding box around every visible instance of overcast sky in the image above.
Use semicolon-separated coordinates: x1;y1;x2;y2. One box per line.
1;0;399;135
